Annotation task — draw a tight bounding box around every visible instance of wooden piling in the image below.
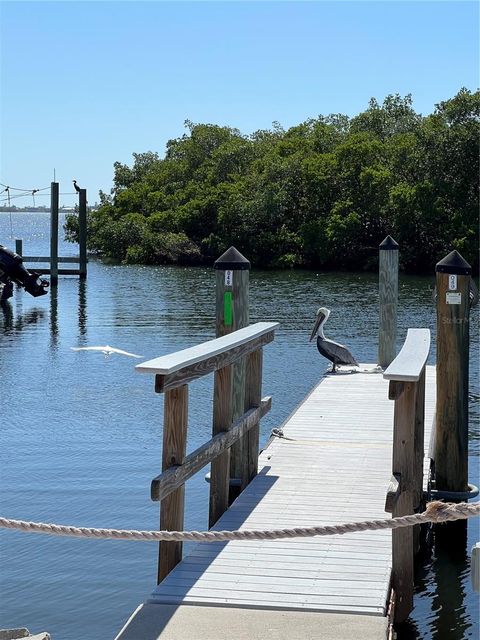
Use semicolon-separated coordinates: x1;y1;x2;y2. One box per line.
378;236;399;368
434;250;471;494
158;385;188;583
50;182;59;286
213;247;251;497
78;189;87;279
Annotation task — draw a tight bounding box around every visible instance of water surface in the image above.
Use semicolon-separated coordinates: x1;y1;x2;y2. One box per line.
0;213;478;639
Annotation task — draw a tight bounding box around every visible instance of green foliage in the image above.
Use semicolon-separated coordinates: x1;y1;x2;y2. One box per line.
68;91;479;272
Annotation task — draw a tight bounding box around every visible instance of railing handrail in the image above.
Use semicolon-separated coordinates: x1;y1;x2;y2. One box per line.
383;328;431;382
142;321;278;581
136;321;278;376
150;397;272;502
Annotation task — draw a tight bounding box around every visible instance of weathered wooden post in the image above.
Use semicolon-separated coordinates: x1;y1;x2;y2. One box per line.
50;182;59;286
384;328;430;623
245;347;263;483
15;239;23;256
390;379;416;621
209;364;233;527
213;247;250;499
378;235;399;368
435;250;471;494
158;385;188;583
78;188;87;279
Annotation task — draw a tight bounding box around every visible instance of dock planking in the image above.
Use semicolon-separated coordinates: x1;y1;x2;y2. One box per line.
145;364;436;617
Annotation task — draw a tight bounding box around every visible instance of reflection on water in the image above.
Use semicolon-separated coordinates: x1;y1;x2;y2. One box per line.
1;299;46;334
0;213;478;640
49;284;58;347
78;279;87;336
402;521;478;640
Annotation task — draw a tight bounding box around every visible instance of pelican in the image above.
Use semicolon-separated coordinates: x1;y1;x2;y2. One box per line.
309;307;358;373
71;345;143;358
73;180;81;193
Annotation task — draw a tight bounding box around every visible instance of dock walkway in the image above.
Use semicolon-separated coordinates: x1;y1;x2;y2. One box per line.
116;364;436;640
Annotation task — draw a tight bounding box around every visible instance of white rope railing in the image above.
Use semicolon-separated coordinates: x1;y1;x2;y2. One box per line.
0;501;478;542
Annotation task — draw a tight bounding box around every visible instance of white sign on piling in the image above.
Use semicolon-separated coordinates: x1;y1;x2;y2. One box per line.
448;274;458;290
446;292;462;305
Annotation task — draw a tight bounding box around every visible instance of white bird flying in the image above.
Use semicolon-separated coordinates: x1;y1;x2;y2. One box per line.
70;345;143;358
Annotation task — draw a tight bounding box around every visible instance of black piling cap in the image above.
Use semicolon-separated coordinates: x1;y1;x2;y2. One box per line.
214;246;251;270
436;250;471;275
379;235;399;250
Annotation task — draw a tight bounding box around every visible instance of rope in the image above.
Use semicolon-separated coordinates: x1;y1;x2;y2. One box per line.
0;501;478;543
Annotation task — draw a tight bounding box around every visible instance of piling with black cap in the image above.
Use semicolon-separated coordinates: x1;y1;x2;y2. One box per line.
435;250;471;493
78;189;87;279
214;246;250;337
378;235;399;368
211;247;250;517
50;182;59;286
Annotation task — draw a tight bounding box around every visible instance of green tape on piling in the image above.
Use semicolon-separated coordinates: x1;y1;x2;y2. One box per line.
224;291;233;326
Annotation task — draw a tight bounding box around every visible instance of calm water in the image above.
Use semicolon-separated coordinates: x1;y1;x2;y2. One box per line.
0;213;478;639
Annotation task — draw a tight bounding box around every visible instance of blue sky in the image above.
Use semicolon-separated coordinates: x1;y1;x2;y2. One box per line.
1;1;478;207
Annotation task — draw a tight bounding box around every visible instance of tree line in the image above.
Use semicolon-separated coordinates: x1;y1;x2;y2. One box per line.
65;89;479;272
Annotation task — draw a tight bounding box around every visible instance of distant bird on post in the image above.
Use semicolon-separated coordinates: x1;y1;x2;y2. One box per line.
310;307;358;373
73;180;81;193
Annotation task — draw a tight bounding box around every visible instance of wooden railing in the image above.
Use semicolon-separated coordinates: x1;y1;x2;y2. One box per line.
136;321;278;583
383;328;431;623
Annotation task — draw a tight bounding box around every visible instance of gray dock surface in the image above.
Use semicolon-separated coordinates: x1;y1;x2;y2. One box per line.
115;364;436;639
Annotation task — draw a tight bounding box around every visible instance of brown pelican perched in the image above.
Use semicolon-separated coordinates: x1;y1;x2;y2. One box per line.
310;307;358;373
73;180;81;193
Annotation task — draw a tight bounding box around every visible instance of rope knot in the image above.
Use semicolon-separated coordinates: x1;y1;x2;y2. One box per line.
424;500;475;523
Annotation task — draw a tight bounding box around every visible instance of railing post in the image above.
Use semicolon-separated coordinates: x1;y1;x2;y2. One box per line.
245;348;263;482
412;367;426;554
158;384;188;583
378;235;399;368
435;250;471;494
78;188;87;279
15;238;23;256
50;182;59;286
214;247;250;498
389;379;417;623
209;364;233;527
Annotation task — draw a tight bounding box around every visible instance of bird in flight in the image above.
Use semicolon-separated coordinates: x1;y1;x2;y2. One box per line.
71;345;143;358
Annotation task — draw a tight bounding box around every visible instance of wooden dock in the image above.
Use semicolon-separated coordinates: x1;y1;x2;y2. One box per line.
116;342;436;639
148;366;435;614
97;243;474;638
